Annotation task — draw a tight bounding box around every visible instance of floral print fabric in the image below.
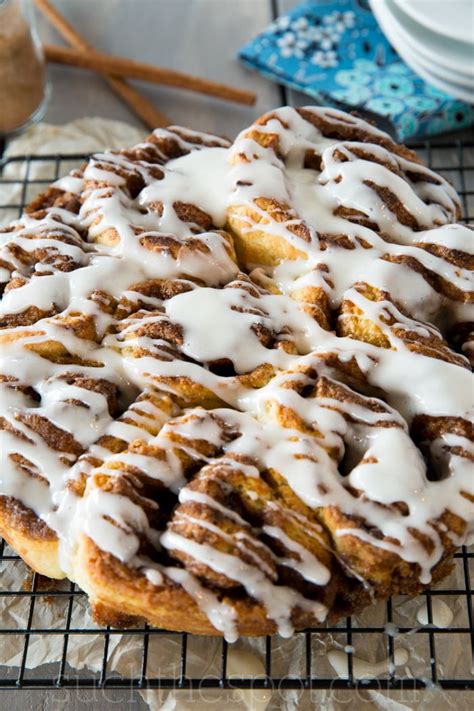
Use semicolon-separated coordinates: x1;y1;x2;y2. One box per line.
238;0;472;141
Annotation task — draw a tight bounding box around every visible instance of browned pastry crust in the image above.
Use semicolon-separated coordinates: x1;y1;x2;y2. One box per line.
0;497;63;578
83;536;454;634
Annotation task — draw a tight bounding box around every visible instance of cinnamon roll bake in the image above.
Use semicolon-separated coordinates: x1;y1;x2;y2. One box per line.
1;108;472;640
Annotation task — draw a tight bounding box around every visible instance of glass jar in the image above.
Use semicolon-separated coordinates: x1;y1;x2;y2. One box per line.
0;0;50;135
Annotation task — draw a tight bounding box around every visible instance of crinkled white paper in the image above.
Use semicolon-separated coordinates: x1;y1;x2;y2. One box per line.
0;117;145;227
1;548;473;710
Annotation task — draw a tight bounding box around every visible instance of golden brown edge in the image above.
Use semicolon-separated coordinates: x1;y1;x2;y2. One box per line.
0;496;65;579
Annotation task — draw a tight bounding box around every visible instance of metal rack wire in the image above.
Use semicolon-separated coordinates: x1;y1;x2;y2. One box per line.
0;141;473;693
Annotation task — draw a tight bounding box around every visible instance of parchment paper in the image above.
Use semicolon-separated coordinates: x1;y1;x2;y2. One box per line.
0;120;473;710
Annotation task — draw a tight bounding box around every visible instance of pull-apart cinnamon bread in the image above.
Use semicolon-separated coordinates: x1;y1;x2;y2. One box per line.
1;109;472;639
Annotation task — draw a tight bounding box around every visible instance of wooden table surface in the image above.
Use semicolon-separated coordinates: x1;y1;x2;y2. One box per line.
31;0;473;143
36;0;299;140
2;1;472;708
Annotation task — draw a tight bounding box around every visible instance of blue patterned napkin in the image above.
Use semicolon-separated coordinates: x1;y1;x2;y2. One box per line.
238;0;473;141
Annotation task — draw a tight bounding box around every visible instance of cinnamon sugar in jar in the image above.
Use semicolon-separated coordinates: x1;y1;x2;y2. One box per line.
0;0;49;135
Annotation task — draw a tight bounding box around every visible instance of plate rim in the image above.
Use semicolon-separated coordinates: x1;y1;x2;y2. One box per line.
385;0;474;81
394;0;474;45
370;0;474;103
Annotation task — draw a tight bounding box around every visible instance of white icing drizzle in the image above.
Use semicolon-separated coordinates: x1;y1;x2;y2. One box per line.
416;599;454;628
178;488;249;526
262;525;330;585
163;565;238;642
0;108;472;639
328;647;410;679
160;529;327;636
226;646;272;710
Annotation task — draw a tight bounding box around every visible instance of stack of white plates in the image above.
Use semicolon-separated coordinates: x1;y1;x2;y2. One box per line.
369;0;474;103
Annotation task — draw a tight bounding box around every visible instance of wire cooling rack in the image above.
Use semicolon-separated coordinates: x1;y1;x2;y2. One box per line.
0;141;473;694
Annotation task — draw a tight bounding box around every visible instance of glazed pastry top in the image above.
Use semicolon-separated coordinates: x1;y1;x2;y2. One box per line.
0;108;472;640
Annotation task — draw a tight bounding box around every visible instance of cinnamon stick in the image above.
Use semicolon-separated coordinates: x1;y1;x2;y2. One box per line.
33;0;170;128
44;44;256;106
